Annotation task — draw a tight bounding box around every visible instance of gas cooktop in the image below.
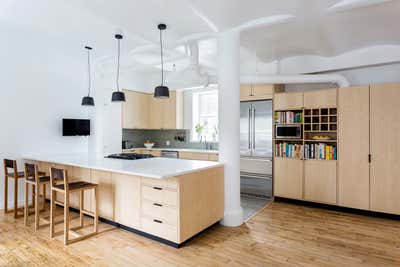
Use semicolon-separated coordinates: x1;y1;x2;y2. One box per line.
106;153;154;160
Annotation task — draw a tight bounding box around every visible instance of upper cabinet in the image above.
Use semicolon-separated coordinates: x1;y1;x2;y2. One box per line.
273;91;303;110
122;90;149;129
240;84;283;101
304;88;337;108
122;90;183;130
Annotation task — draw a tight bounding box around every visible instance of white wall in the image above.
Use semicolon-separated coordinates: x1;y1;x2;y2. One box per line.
0;28;90;209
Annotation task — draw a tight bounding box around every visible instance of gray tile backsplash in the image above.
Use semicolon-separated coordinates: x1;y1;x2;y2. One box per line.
122;129;219;150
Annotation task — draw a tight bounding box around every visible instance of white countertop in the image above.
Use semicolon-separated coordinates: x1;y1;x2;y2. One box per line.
23;153;223;179
124;147;219;154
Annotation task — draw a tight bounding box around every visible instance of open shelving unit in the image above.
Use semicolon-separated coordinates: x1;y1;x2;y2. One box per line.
274;107;337;161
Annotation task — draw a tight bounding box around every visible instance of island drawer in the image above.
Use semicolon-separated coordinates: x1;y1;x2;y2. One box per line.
141;200;178;225
141;177;178;190
141;217;178;242
141;185;178;206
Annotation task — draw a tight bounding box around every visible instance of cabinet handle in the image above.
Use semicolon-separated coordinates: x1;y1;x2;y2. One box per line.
153;187;163;190
153;203;163;207
153;219;163;224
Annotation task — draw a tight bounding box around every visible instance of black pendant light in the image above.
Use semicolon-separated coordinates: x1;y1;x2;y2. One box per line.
82;46;95;106
111;34;126;102
154;24;169;99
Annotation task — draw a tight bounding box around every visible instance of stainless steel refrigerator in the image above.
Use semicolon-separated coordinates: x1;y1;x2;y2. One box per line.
240;100;273;190
240;100;273;158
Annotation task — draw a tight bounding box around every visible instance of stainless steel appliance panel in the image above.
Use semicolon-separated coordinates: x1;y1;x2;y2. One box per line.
240;102;252;157
252;100;273;158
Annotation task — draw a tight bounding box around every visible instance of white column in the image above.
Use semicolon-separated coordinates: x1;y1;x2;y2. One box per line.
218;29;243;227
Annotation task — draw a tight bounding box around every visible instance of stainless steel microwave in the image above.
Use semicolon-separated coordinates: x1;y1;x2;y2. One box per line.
275;125;302;139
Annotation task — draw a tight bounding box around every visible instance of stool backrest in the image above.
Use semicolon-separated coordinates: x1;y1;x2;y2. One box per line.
3;159;17;177
50;167;69;190
24;163;39;183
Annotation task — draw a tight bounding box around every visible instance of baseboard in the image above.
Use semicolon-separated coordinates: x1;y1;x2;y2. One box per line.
274;197;400;220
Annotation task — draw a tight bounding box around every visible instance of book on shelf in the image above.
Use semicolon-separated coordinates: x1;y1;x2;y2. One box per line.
275;111;302;124
275;142;303;159
304;143;337;160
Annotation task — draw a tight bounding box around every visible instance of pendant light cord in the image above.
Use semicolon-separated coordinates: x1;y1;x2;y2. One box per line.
87;48;91;97
160;29;164;86
116;38;121;92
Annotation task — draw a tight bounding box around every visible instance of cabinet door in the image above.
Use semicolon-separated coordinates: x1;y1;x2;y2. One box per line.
304;88;337;108
252;84;274;99
273;92;303;110
91;170;114;220
370;83;400;215
179;151;209;161
162;91;177;129
304;160;337;204
113;173;141;228
240;84;252;101
274;158;303;199
338;86;370;210
122;90;149;129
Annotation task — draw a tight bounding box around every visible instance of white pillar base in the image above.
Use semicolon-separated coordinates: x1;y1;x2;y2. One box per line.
221;208;244;227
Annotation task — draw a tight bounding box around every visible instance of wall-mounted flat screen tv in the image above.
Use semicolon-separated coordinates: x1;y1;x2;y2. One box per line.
63;119;90;136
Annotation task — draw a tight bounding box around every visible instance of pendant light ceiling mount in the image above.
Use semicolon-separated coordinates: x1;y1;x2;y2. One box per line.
154;23;170;99
82;45;95;106
111;33;126;102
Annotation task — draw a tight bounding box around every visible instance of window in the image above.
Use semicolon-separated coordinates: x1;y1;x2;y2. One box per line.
192;89;218;142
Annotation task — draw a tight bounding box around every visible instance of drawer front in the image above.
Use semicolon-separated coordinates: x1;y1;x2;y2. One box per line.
142;200;177;225
141;217;178;242
208;153;219;162
142;185;177;206
141;177;178;190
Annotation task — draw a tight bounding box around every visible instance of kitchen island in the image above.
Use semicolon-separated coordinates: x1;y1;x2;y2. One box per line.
23;154;224;247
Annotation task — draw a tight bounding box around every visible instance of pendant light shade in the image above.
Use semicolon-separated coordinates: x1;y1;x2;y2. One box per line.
82;46;95;106
112;34;125;102
154;24;169;99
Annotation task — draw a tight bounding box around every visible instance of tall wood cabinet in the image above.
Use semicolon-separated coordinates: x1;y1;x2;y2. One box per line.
122;90;149;129
338;86;370;210
370;83;400;214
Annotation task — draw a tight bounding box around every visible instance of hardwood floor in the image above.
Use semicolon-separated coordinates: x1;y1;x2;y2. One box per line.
1;201;400;266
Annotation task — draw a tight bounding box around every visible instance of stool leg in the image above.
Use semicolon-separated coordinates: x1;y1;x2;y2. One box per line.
14;178;18;218
24;183;29;226
4;176;8;213
34;184;39;231
41;184;46;211
79;190;84;228
50;190;55;238
64;192;70;246
31;185;35;209
94;187;98;233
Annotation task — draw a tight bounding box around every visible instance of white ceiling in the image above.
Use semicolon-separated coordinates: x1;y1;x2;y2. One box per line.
2;0;400;82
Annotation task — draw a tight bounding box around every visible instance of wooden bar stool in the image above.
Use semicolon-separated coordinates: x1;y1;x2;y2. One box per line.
49;167;98;245
3;159;45;218
24;163;50;231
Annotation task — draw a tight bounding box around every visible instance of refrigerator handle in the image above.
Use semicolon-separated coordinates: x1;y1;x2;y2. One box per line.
253;107;256;149
248;108;251;149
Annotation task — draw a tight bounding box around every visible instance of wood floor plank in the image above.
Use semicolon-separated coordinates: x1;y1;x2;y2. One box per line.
1;202;400;266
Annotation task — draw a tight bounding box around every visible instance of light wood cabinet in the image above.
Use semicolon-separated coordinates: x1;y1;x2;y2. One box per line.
273;92;303;110
304;88;337;108
91;170;114;220
122;90;149;129
338;86;370;210
304;160;337;204
113;173;141;228
240;84;283;101
370;83;400;215
122;90;183;130
179;151;218;161
274;158;303;199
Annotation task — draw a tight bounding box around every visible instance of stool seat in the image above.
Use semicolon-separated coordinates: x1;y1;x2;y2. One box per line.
53;181;97;191
7;171;46;178
26;176;50;184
